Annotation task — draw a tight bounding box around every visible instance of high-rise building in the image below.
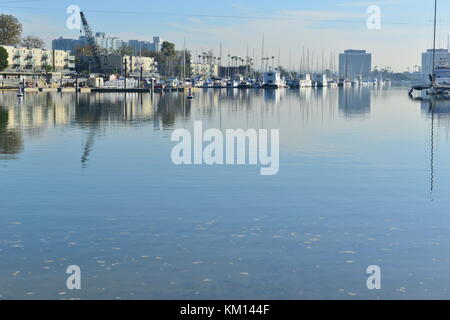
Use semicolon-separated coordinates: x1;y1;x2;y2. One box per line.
128;40;154;56
94;32;124;52
339;49;372;79
52;34;163;54
421;48;450;75
52;32;124;53
51;37;79;52
152;36;162;52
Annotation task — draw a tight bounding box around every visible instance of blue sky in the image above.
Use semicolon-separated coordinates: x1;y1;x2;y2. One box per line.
2;0;450;71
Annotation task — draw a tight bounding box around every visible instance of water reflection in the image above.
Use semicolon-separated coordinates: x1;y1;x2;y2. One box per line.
338;87;371;118
154;93;191;129
0;106;23;159
7;87;450;299
419;98;450;198
0;88;378;164
0;88;378;129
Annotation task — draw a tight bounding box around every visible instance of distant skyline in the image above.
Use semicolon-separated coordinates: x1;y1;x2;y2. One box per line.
3;0;450;71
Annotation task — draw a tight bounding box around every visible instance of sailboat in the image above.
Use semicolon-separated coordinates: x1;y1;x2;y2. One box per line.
409;0;450;97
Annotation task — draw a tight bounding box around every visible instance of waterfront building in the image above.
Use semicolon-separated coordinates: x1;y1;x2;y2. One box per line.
78;54;157;75
0;45;75;73
339;49;372;79
218;66;247;78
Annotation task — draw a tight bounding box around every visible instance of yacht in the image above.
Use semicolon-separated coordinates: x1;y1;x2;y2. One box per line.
237;80;253;89
433;65;450;85
339;79;352;87
299;74;313;88
409;1;450;96
226;79;239;88
286;77;300;88
314;74;328;88
262;71;284;88
193;78;204;87
352;75;363;87
328;80;338;88
213;78;226;88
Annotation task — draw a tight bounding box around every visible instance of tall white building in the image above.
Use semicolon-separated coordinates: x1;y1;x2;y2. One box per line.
93;32;124;52
339;49;372;79
75;33;124;53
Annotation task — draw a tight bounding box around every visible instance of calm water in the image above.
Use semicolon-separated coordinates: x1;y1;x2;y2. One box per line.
1;87;450;299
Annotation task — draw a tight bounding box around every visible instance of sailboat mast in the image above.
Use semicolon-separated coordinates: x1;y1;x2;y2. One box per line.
182;38;186;80
432;0;437;77
261;33;265;73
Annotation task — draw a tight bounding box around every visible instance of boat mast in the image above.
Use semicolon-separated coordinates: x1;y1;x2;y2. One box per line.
261;33;265;75
432;0;437;79
182;38;186;80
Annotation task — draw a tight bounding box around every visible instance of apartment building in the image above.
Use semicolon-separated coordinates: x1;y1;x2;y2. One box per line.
78;54;157;75
1;45;76;73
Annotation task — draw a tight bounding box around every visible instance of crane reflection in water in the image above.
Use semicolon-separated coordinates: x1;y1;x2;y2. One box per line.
76;92;191;168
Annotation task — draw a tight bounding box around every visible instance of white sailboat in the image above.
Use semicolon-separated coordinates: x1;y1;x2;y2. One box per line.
409;0;450;97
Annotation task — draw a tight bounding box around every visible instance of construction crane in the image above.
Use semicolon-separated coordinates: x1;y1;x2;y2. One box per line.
79;11;105;75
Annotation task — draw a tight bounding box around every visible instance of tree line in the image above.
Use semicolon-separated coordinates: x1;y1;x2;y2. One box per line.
0;14;45;48
0;13;47;71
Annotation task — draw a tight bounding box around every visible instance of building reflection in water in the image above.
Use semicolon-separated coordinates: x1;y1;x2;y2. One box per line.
338;87;371;118
0;88;376;165
154;92;191;129
0;105;23;160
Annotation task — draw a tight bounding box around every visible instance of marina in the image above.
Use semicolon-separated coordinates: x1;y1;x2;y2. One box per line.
2;0;450;305
1;86;450;299
0;72;393;94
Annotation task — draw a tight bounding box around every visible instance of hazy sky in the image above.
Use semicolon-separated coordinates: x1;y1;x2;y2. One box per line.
2;0;450;71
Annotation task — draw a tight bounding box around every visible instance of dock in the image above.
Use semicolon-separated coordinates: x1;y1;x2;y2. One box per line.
0;87;187;93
